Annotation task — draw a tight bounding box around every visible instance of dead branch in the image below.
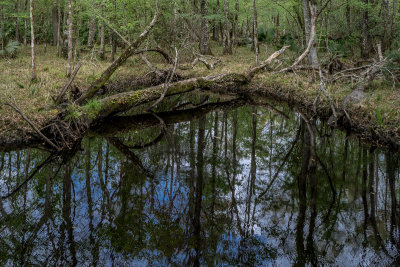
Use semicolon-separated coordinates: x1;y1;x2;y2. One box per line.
141;54;164;77
245;46;290;81
54;62;82;104
146;47;179;111
5;101;60;150
134;47;174;64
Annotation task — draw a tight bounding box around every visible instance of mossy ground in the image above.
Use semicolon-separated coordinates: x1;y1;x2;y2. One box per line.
1;43;399;145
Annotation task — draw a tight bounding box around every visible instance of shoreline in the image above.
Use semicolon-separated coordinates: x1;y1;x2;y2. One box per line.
2;75;399;151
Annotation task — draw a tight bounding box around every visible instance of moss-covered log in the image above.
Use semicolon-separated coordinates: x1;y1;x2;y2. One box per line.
86;73;247;122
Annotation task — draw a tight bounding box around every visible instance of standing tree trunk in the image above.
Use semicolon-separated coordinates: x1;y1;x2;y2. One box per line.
302;0;319;67
199;0;211;55
57;0;61;57
275;14;280;45
223;0;232;54
87;15;96;47
66;0;73;77
15;0;20;42
381;0;390;51
99;22;105;60
52;5;58;45
252;0;258;64
361;0;370;58
232;0;239;46
29;0;36;81
346;0;351;36
24;0;28;46
110;0;117;61
389;0;397;48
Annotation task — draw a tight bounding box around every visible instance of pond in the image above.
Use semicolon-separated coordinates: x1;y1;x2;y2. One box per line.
0;97;400;266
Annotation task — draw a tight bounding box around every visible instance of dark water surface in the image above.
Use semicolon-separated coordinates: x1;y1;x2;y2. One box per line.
1;100;400;266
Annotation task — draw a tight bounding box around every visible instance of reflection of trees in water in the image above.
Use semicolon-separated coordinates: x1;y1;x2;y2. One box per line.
0;104;400;265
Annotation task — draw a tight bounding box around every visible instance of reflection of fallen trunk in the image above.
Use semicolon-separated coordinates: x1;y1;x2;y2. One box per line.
0;100;244;152
91;100;245;136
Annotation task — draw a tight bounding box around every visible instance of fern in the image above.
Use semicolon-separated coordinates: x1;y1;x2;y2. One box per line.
0;40;20;58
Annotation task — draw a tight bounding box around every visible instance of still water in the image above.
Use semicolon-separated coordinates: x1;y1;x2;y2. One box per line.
1;100;400;266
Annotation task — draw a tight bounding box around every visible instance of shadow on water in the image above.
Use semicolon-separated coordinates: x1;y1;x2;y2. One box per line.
1;96;400;266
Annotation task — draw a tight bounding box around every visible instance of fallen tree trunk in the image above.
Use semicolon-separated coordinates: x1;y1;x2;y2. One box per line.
89;73;247;122
77;46;289;124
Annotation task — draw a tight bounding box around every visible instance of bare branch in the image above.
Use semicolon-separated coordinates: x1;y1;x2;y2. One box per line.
5;101;60;150
54;62;82;104
146;47;179;111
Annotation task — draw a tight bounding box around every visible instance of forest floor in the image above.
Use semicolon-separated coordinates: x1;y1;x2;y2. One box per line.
1;44;399;147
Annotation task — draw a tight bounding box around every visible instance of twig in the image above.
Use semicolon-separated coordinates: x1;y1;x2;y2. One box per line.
5;101;60;150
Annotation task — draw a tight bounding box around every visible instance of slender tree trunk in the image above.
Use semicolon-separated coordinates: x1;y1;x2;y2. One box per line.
173;0;178;43
30;0;37;81
361;0;370;58
381;0;390;51
199;0;211;54
346;0;351;36
389;0;397;47
223;0;232;54
24;0;28;46
66;0;73;77
87;15;96;47
302;0;319;67
252;0;258;64
212;0;218;41
52;5;58;45
15;0;20;42
232;0;239;46
57;0;61;56
110;0;116;61
218;0;224;43
99;22;105;60
275;13;280;45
